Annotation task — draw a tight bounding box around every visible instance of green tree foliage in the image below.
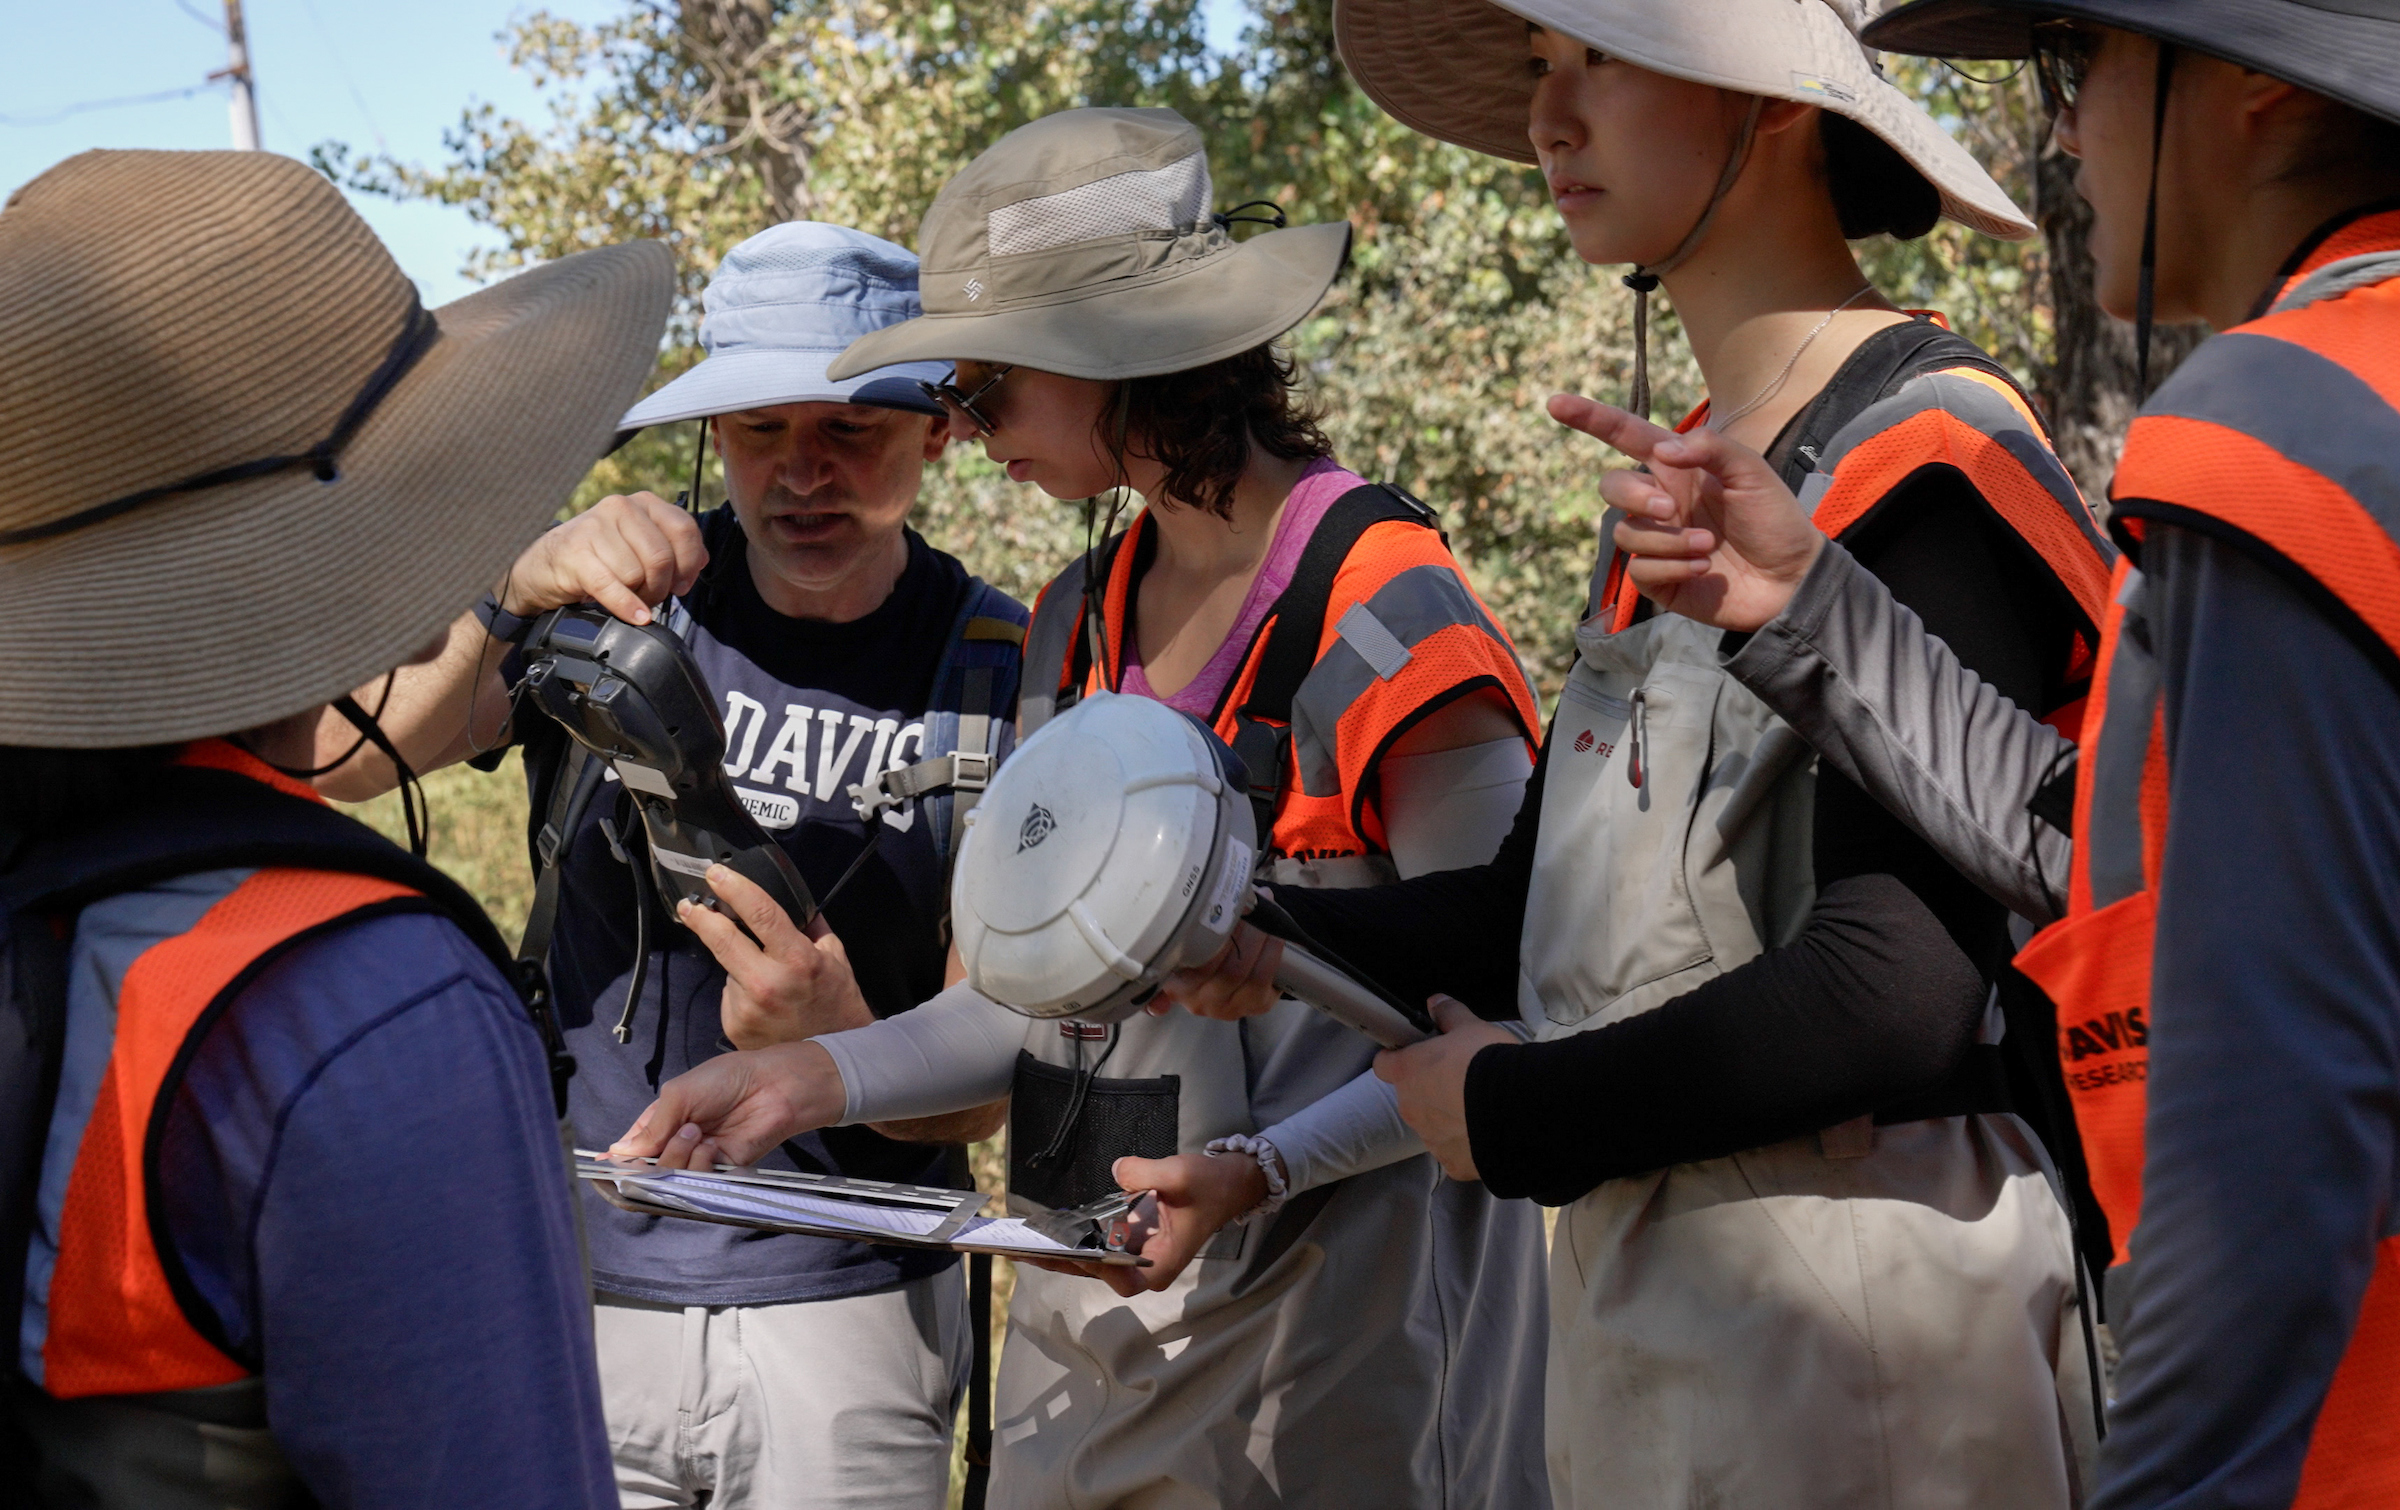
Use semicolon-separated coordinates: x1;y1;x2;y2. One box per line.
321;0;2056;697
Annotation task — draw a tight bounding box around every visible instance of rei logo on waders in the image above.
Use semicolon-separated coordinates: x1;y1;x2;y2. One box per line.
1018;803;1057;852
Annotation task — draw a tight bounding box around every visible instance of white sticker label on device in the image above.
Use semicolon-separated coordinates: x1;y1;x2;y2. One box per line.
614;760;677;798
653;847;715;880
1202;837;1254;935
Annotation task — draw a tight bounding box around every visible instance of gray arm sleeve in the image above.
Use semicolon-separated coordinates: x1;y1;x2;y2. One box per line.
1380;737;1535;875
814;983;1022;1125
1254;736;1534;1194
1723;540;2074;924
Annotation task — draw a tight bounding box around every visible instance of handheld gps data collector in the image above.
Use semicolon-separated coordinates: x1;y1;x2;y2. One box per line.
519;605;816;941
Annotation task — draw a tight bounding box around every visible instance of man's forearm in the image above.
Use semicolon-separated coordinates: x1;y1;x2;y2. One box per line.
868;1098;1008;1145
316;610;515;799
1723;541;2073;924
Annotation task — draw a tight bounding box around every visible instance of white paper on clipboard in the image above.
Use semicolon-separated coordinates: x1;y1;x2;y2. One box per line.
574;1153;1143;1265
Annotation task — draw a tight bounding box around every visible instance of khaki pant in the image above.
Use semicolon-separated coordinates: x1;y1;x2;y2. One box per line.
594;1271;969;1510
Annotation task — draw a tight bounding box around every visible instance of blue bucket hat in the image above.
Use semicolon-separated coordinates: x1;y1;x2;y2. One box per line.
620;221;950;431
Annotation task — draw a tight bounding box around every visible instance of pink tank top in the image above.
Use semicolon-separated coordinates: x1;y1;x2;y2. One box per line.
1120;457;1366;716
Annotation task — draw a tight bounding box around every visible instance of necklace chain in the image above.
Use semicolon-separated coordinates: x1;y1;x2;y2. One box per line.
1707;283;1880;434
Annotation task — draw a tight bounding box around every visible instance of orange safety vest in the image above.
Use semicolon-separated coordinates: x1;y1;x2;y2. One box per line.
1026;482;1541;867
21;743;443;1400
2014;208;2400;1506
1602;339;2116;708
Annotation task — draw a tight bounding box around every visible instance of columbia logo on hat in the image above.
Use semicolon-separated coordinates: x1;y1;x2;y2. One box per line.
963;278;985;302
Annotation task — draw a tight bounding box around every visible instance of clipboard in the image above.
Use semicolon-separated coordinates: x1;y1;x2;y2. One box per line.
575;1152;1146;1266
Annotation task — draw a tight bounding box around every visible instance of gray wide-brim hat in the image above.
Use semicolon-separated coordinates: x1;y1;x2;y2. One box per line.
828;107;1354;383
621;220;949;431
0;150;672;747
1862;0;2400;129
1334;0;2035;240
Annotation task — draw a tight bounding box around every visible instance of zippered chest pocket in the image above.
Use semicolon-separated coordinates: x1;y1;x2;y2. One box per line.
1521;657;1721;1028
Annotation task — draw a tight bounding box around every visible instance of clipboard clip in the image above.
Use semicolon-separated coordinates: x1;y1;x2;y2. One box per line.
1023;1189;1158;1255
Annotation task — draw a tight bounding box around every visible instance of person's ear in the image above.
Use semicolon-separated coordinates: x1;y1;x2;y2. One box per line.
921;413;948;462
1753;96;1816;139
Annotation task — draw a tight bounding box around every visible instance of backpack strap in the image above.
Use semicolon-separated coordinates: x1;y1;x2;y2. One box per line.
1018;523;1136;738
1229;484;1441;848
848;578;1028;877
1777;317;2036;485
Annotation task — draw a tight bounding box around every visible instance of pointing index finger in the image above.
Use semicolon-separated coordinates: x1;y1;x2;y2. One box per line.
1547;394;1679;461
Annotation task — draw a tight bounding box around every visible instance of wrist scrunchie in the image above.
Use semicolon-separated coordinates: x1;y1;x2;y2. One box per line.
1203;1134;1289;1224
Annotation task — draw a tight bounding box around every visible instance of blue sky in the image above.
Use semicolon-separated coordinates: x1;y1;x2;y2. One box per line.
2;0;1249;307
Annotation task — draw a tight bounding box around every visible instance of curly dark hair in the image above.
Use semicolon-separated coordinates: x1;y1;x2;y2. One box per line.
1112;344;1333;518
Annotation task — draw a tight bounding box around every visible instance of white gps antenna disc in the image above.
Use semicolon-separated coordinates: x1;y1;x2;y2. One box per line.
951;693;1249;1021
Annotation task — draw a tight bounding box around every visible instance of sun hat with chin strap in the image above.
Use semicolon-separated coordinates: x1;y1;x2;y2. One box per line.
827;107;1353;383
1334;0;2034;240
1333;0;2033;413
0;149;673;748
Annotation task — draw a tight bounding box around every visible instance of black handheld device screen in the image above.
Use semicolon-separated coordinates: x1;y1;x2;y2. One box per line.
520;605;817;941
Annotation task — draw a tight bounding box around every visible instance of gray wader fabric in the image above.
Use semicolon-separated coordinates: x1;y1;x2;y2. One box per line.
994;964;1550;1508
12;1376;308;1509
1522;606;2094;1510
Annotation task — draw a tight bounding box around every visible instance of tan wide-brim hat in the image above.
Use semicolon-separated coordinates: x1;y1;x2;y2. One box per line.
1334;0;2035;240
0;150;673;748
828;107;1354;383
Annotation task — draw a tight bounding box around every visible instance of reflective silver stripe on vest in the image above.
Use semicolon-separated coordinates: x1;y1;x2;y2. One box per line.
23;869;253;1386
1019;555;1090;737
1814;370;2106;557
2270;251;2400;315
2141;332;2400;541
2086;573;2158;911
1290;564;1506;797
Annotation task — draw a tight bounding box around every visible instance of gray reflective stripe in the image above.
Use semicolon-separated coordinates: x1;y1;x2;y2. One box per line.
2270;251;2400;315
1019;556;1088;737
2086;575;2158;910
2141;332;2400;542
1813;370;2106;556
1335;602;1413;681
1797;471;1835;517
24;869;254;1385
1290;564;1503;796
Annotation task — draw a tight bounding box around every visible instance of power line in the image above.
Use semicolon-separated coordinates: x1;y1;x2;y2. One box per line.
0;84;211;128
172;0;223;33
296;0;387;151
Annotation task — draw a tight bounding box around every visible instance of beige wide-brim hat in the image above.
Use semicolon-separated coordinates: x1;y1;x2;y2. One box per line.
828;107;1354;383
1334;0;2035;240
0;150;673;748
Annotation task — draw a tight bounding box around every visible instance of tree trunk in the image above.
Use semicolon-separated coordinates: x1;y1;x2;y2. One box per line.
2034;136;2206;508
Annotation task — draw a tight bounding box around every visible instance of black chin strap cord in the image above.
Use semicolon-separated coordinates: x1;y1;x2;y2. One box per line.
2135;43;2179;397
680;417;711;516
1624;94;1765;420
332;693;428;858
1077;384;1138;691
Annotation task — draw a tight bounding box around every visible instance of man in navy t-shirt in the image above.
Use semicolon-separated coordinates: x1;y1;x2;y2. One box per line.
326;222;1023;1508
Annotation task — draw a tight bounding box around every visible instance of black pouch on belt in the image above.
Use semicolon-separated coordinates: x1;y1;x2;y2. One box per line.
1008;1051;1178;1212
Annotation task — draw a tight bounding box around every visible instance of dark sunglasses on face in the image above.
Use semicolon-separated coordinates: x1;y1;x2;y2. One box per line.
2030;20;2101;117
918;364;1013;434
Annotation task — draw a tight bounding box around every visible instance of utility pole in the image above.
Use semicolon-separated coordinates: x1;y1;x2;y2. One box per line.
215;0;261;150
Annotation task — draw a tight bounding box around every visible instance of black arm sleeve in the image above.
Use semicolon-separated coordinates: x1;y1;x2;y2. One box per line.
1269;740;1544;1022
1464;472;2079;1203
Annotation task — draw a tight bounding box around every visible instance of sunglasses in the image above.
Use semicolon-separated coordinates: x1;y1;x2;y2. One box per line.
2030;20;2101;117
917;364;1013;435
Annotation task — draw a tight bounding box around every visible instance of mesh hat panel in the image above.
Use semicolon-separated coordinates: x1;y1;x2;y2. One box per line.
987;153;1213;258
